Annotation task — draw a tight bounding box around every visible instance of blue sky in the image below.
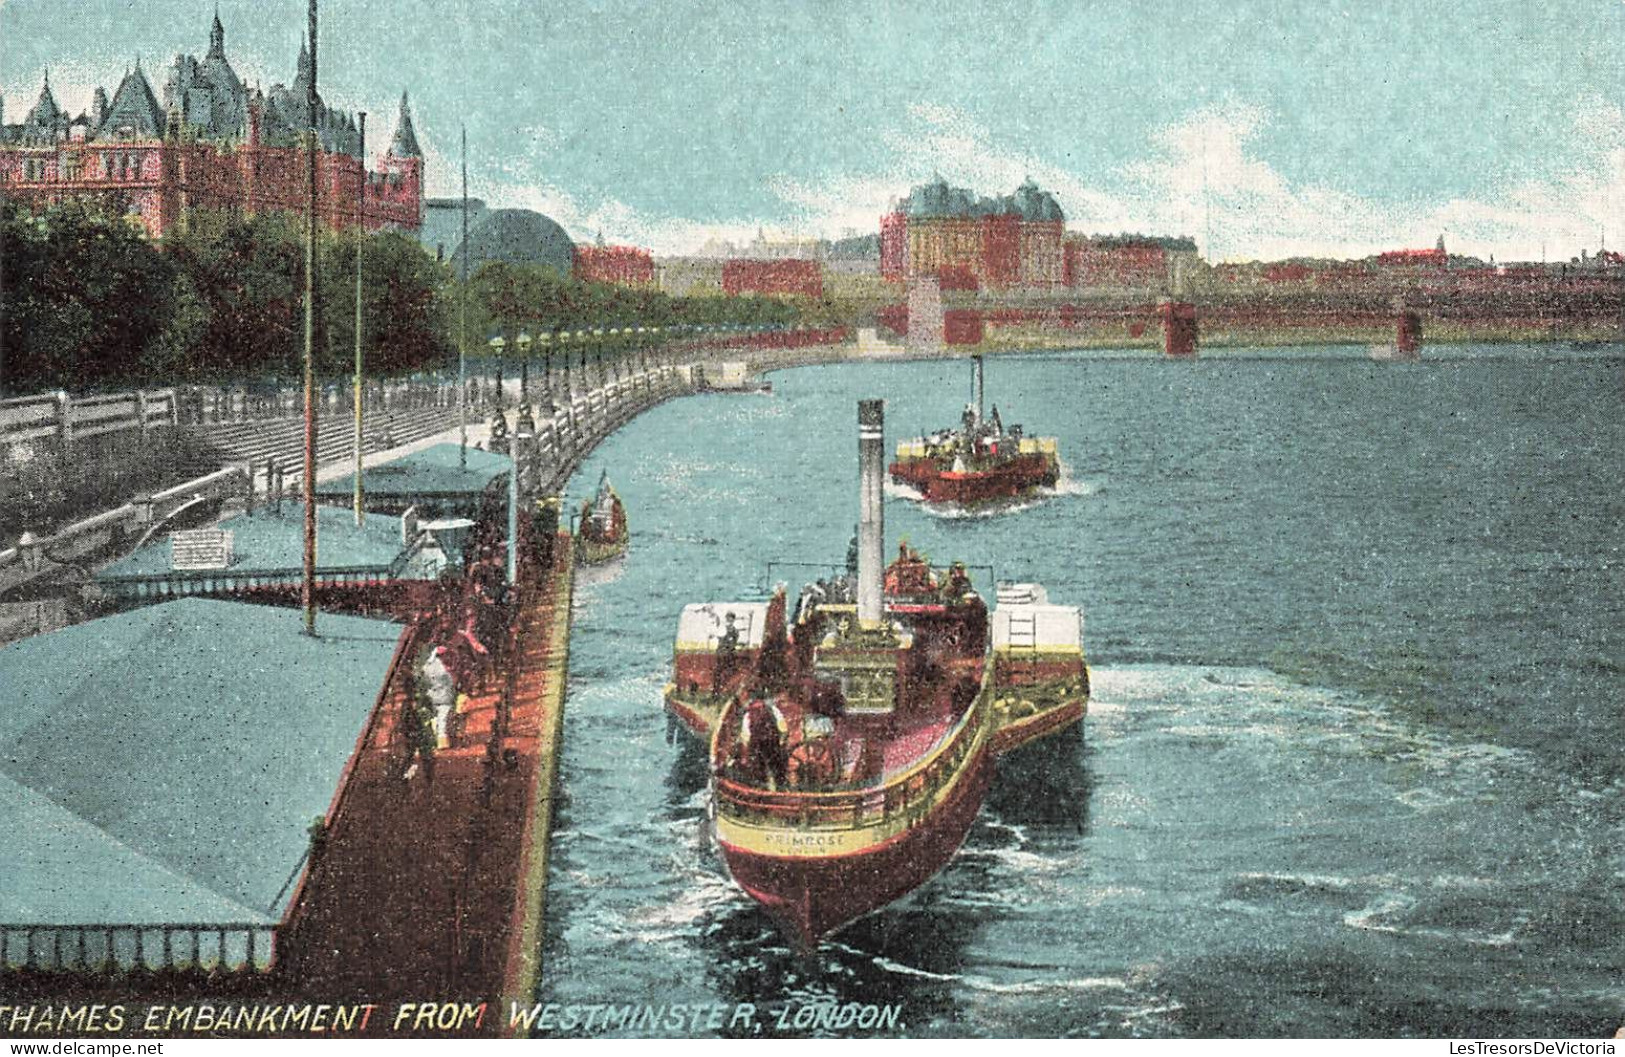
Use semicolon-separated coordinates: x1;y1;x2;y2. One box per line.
3;0;1622;260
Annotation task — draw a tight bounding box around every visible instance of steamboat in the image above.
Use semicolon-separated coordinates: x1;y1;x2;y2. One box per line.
664;400;1089;946
889;355;1062;505
576;469;629;564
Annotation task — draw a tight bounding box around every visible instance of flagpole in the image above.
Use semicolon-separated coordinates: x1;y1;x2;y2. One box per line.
301;0;320;636
460;125;469;469
353;111;366;526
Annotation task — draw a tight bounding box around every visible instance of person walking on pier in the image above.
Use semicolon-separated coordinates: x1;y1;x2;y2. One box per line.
406;643;455;782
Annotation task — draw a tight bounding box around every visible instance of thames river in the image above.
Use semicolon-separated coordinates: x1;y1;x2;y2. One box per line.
537;346;1624;1037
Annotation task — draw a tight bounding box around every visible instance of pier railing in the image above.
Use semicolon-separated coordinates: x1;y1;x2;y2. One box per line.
0;922;277;973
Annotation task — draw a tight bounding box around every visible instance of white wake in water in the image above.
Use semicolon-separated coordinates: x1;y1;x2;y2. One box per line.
882;460;1099;520
823;941;1132;995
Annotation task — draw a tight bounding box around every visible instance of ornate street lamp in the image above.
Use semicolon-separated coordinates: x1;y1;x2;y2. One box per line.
516;330;532;402
538;330;554;410
488;333;507;409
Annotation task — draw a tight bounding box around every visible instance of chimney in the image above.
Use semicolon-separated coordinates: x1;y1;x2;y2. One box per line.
971;355;984;424
857;399;885;629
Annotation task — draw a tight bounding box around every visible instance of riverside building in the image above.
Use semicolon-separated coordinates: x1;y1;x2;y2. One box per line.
0;11;423;239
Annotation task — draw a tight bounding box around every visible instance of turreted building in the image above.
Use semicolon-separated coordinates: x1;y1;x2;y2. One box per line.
880;176;1067;289
0;11;422;239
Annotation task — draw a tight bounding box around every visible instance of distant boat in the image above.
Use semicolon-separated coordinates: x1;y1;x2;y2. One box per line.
697;361;772;393
575;470;628;564
889;355;1062;505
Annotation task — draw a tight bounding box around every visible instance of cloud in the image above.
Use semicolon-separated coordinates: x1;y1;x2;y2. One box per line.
1116;99;1624;262
437;96;1624;262
1117;101;1402;260
422;137;768;255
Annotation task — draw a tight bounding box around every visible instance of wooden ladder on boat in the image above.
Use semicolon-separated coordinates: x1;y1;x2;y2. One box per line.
1005;610;1039;681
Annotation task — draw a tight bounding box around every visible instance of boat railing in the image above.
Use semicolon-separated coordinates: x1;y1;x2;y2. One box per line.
713;659;994;832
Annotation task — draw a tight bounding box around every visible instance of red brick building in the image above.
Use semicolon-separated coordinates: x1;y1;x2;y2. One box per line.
573;244;655;287
722;258;823;297
880;210;909;281
0;14;422;239
1374;235;1450;270
1375;248;1448;268
1067;234;1198;289
879;176;1066;289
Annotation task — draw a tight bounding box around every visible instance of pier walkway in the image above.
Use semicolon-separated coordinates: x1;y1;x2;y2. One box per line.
275;536;574;1025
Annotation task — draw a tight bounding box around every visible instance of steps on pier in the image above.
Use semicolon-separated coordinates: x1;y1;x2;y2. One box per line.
183;406;469;477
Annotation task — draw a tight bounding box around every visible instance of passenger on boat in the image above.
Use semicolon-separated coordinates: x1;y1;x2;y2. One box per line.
886;542;936;596
737;697;789;789
470;560;509;658
808;678;846;719
794;582;825;625
713;612;742;697
787;713;840;790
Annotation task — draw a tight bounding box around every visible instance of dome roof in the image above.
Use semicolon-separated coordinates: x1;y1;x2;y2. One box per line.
1011;179;1064;222
451;208;575;278
903;176;980;218
900;176;1064;222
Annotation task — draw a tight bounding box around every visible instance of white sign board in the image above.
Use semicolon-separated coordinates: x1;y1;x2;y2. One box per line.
171;529;234;571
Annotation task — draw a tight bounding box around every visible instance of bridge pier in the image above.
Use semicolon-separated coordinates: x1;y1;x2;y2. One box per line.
1158;300;1199;358
1396;305;1424;359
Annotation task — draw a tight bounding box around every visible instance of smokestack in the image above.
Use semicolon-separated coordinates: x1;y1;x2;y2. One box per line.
857;399;885;629
972;355;984;424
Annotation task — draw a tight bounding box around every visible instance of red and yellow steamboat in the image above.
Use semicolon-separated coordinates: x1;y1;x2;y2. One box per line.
664;399;1088;947
889;355;1062;505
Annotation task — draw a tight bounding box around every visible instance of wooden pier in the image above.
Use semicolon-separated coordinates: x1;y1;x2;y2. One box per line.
273;534;576;1031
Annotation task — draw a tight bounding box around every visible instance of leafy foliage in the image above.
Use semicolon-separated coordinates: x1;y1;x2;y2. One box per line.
2;200;821;395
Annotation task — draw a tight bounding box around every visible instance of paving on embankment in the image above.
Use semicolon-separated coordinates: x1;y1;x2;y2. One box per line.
273;535;575;1032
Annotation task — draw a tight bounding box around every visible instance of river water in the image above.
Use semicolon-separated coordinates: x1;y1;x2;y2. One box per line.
538;346;1624;1038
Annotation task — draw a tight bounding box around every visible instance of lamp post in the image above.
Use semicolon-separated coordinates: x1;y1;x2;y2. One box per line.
517;330;531;403
539;330;554;410
458;126;469;469
560;331;573;396
488;333;506;410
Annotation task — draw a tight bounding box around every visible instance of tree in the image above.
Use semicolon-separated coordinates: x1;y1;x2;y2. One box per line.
0;199;181;393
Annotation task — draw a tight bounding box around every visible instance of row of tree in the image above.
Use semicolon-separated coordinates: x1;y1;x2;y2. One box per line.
1;201;451;393
1;200;838;396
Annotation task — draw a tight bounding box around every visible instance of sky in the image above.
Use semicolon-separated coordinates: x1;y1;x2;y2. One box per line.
3;0;1623;262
